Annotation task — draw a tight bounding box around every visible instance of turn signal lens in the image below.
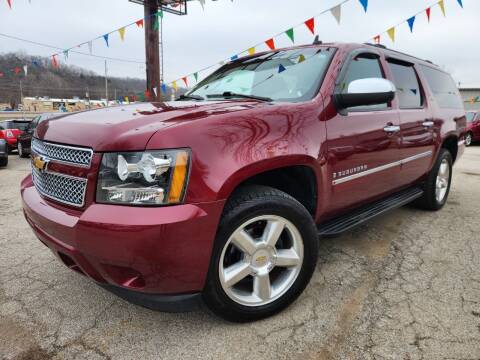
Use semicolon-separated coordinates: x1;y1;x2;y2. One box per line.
168;151;189;203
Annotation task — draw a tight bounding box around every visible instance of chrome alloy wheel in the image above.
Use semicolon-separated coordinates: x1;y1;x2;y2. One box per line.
436;158;450;203
465;133;472;147
219;215;304;307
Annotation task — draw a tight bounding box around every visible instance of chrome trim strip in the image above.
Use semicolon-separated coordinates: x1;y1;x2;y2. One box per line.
332;150;433;185
32;138;93;168
32;167;87;207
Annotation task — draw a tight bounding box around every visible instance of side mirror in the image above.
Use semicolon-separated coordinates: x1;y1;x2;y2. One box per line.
334;78;396;109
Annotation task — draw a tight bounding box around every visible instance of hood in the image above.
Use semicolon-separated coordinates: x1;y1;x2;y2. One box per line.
36;101;268;152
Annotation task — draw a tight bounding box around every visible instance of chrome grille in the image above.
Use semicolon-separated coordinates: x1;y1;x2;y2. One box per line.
32;138;93;167
32;168;87;207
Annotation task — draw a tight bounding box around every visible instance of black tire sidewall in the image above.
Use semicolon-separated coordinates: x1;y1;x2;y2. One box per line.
203;188;318;322
427;149;453;210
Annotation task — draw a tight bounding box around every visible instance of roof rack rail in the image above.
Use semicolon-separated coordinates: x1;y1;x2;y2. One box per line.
313;35;323;45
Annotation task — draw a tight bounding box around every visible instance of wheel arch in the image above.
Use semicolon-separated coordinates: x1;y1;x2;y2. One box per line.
441;134;459;163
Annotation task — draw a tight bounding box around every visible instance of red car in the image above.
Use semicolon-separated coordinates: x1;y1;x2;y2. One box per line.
465;111;480;146
21;42;466;322
0;119;31;152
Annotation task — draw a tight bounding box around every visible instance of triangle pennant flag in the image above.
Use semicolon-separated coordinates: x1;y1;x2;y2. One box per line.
157;9;163;18
182;77;188;87
198;0;205;10
358;0;368;12
63;49;69;61
118;27;126;41
136;19;144;28
153;87;158;97
298;54;306;63
194;72;199;82
407;16;416;32
387;27;395;42
265;38;275;50
373;35;381;44
23;65;28;77
161;83;167;94
14;67;21;75
124;96;129;103
426;7;431;22
103;34;109;47
457;0;463;7
32;60;40;68
438;0;446;17
330;5;342;24
278;64;287;73
230;55;239;61
51;55;59;68
153;17;159;31
172;81;178;91
285;28;295;43
88;41;93;54
145;89;151;99
6;0;12;9
305;18;315;34
248;47;255;55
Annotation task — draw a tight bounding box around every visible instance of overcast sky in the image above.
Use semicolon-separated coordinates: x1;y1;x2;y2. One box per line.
0;0;478;86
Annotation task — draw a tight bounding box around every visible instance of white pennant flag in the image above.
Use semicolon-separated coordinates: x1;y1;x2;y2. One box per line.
88;41;93;54
330;4;342;24
153;87;158;97
23;65;28;77
198;0;205;10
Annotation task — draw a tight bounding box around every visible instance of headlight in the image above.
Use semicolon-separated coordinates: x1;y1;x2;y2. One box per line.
96;149;190;206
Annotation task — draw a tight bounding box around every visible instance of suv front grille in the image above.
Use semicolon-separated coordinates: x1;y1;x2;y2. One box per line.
32;138;93;168
32;167;87;207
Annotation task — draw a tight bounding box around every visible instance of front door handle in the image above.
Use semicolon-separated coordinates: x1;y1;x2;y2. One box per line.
384;125;401;133
422;120;434;128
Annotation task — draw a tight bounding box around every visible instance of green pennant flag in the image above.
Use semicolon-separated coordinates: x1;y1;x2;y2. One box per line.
157;9;163;18
153;17;159;31
286;28;295;43
475;96;480;102
194;72;199;82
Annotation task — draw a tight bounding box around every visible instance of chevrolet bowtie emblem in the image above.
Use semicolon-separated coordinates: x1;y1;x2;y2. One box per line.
32;155;50;173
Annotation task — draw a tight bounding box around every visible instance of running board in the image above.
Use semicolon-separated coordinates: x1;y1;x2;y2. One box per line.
318;187;424;237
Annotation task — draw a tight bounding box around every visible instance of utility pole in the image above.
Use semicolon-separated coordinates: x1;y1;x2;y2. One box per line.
144;0;161;102
104;60;109;106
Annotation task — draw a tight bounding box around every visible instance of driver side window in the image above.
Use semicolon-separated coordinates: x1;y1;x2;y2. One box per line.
341;54;388;111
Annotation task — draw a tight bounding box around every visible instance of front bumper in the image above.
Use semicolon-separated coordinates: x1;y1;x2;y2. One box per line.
21;174;225;300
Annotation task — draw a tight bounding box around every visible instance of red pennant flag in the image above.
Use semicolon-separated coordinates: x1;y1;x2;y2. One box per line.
145;89;151;99
14;67;21;75
51;55;59;68
6;0;12;9
373;35;381;44
182;77;188;87
426;7;431;22
136;19;144;28
265;38;275;50
305;18;315;35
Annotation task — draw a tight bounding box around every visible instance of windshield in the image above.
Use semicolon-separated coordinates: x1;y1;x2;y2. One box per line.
3;121;30;131
187;47;336;103
466;112;476;122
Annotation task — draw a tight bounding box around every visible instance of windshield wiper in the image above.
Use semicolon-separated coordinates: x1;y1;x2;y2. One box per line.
206;91;272;102
176;94;205;101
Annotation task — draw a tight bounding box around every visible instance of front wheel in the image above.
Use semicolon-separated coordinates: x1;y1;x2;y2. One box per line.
465;132;473;147
415;149;453;211
203;185;318;322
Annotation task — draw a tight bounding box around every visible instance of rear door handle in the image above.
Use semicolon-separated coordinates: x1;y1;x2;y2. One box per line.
422;120;434;128
383;125;401;133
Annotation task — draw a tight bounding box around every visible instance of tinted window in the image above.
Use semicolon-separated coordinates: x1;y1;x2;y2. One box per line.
466;112;476;122
420;66;463;109
388;61;422;108
341;55;387;110
8;122;30;131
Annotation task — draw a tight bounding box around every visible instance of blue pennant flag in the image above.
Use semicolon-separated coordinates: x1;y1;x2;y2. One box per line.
278;64;287;73
407;16;416;32
358;0;368;12
410;89;417;95
161;84;167;94
230;55;239;61
457;0;463;7
103;34;109;47
32;60;40;68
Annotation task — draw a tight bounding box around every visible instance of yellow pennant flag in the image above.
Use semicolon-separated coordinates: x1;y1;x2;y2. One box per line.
248;47;255;55
387;27;395;42
298;54;306;63
470;97;475;105
124;96;129;103
172;81;178;91
438;0;446;17
118;27;126;41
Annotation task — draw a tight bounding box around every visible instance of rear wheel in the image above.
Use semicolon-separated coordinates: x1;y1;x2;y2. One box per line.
17;142;28;158
203;185;318;322
465;132;473;147
415;149;453;211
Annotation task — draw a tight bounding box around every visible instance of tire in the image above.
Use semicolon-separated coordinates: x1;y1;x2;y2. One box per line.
415;149;453;211
203;185;318;322
17;142;28;158
0;156;8;167
465;132;473;147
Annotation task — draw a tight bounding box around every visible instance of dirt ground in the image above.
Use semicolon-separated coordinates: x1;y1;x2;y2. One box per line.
0;147;479;360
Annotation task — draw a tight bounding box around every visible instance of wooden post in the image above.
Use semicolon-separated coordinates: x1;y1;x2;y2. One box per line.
144;0;161;102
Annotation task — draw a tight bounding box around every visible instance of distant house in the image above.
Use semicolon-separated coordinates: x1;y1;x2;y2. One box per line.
459;87;480;111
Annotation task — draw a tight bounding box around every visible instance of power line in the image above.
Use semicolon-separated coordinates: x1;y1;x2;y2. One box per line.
0;32;145;64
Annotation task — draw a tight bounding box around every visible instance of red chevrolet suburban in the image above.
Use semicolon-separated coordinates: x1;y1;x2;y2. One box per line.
21;43;466;322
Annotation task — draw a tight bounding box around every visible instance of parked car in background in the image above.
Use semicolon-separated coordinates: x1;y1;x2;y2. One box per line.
465;111;480;146
22;42;466;322
0;139;8;167
0;119;31;153
17;113;60;157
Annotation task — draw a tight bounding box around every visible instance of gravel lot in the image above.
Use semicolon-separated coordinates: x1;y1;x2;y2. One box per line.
1;147;479;360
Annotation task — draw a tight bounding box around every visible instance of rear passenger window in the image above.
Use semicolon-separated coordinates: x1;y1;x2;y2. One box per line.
341;54;388;111
388;61;422;109
420;66;463;109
